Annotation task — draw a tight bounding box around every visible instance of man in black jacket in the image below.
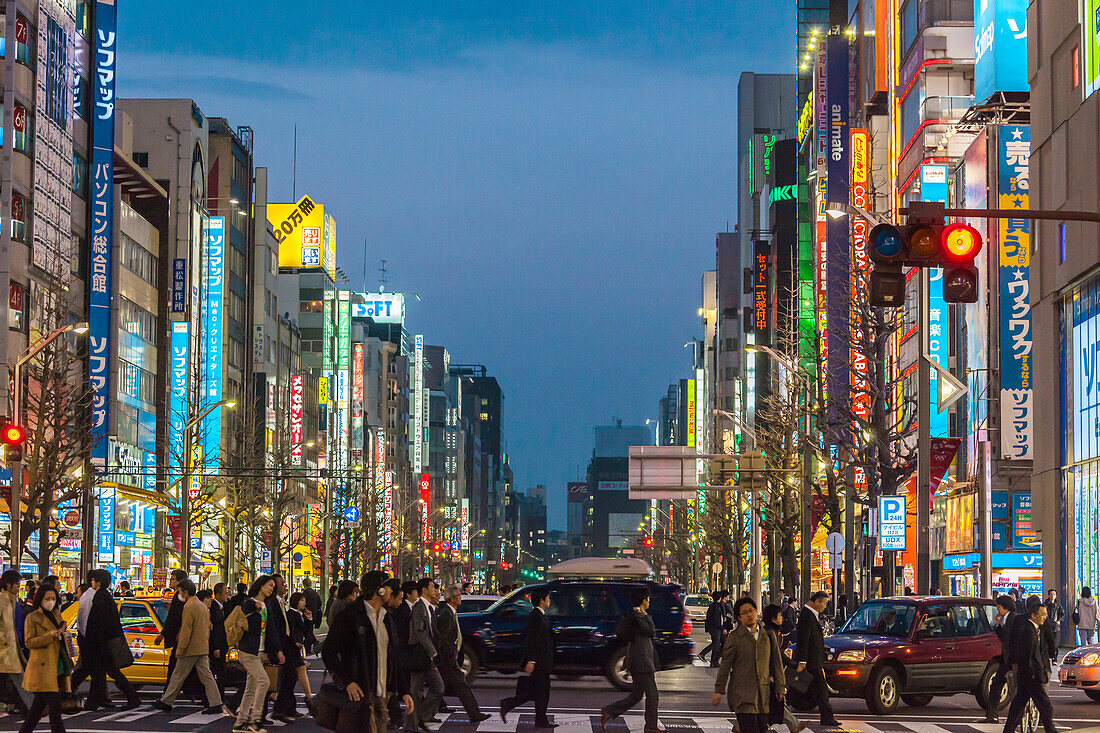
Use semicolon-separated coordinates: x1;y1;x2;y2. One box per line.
393;581;418;647
205;585;230;698
224;583;249;615
155;568;190;697
324;570;414;733
436;586;490;724
601;587;660;733
83;569;140;710
795;590;839;728
1001;600;1057;733
500;586;556;727
267;574;301;723
701;591;727;667
302;577;323;651
985;595;1018;722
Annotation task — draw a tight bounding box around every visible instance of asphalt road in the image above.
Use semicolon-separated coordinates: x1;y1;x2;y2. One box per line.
2;628;1098;732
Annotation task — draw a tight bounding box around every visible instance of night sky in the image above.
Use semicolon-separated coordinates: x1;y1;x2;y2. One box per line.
119;2;795;529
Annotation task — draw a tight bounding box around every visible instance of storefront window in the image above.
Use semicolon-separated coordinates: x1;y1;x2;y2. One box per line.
13;104;30;154
15;14;32;66
10;191;27;242
72;151;87;198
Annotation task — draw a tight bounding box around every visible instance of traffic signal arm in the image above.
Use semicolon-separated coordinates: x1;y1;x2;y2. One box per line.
899;206;1100;224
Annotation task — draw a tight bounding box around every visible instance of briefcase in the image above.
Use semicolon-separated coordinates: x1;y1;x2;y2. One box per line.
788;670;813;695
108;636;134;669
313;681;365;733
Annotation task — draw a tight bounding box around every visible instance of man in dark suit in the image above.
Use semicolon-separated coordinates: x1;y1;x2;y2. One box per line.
985;595;1018;723
393;581;418;647
601;587;661;733
224;583;249;615
795;590;839;728
436;586;490;723
500;586;556;727
83;569;141;710
267;574;302;723
302;577;323;651
206;585;230;698
1001;599;1057;733
404;578;445;733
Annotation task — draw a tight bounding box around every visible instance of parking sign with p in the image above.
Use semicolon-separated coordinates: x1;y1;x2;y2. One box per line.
878;495;907;551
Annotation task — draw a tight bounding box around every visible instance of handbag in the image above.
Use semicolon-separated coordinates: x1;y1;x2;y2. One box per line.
59;692;83;715
788;670;813;695
313;681;365;733
108;635;134;669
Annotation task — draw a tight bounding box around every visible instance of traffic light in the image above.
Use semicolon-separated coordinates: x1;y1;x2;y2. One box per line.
867;203;983;306
1;420;25;463
641;537;654;547
739;451;765;493
432;542;442;553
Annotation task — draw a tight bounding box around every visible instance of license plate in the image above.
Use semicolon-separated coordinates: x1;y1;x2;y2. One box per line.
1059;668;1070;682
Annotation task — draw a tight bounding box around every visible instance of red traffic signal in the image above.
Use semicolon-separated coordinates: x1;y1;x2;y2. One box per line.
641;537;655;547
1;421;25;462
432;542;442;552
867;218;983;306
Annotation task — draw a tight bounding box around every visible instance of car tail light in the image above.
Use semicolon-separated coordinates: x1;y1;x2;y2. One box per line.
679;616;692;637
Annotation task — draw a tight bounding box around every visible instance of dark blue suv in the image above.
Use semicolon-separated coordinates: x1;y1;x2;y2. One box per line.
457;580;693;690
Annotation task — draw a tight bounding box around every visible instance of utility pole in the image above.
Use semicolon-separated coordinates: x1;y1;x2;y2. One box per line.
916;270;932;594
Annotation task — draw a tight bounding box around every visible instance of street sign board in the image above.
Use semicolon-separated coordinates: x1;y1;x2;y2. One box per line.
826;532;845;566
343;506;360;523
878;495;907;551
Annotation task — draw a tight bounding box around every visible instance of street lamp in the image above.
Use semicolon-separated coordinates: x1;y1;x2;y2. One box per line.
8;322;89;569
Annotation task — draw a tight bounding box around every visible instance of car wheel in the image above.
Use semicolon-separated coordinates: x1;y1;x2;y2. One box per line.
605;647;632;692
901;694;933;707
461;645;480;684
975;663;1013;712
865;665;900;715
1085;690;1100;702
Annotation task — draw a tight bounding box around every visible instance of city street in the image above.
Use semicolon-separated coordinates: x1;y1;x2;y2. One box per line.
3;630;1097;733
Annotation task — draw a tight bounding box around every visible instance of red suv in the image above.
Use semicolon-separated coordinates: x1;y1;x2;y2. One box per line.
821;597;1011;714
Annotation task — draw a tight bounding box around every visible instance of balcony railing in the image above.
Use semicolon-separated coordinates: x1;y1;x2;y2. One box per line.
901;0;974;55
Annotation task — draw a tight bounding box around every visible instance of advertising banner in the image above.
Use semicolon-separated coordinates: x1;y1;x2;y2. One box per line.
922;164;951;438
88;0;117;472
1072;276;1100;463
420;473;430;543
1012;491;1038;549
825;32;851;442
97;486;115;563
201;217;225;473
384;471;393;567
171;259;186;313
850;129;871;428
997;126;1033;460
964;130;990;474
1087;0;1100;97
290;375;303;466
352;292;406;324
269;194;335;280
685;379;696;447
461;498;470;561
753;242;769;342
169;322;189;489
974;0;1028;101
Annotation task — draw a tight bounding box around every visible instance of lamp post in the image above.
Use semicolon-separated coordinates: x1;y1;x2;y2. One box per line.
179;398;236;573
8;322;88;572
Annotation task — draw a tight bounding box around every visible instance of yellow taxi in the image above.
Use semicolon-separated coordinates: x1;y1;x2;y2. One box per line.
61;596;171;686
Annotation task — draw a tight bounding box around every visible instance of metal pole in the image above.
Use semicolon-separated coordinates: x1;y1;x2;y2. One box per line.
917;270;932;594
979;441;993;596
181;424;192;573
9;460;21;571
844;479;855;600
801;439;812;604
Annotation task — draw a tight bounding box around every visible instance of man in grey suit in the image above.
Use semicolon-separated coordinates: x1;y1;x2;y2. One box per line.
404;578;446;733
437;586;490;723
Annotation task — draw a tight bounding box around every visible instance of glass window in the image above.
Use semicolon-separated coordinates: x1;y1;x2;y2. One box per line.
840;602;916;637
121;233;159;282
11;191;27;242
950;605;990;637
119;298;156;343
15;14;32;66
119;603;160;635
72;151;87;198
914;605;954;638
13;104;30;154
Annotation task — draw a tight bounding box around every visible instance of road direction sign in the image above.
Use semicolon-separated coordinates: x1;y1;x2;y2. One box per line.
878;495;907;551
343;506;360;523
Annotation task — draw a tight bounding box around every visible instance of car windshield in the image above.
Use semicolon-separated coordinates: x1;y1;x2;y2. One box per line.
486;586;534;614
686;596;710;607
839;602;916;637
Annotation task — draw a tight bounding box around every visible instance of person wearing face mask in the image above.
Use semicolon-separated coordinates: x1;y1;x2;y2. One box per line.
153;580;228;715
19;585;71;733
155;569;194;700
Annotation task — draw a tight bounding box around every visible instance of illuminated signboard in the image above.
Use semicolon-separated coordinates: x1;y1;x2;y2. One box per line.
850;129;871;429
384;471;393;567
269;194;336;280
169;323;189;486
413;335;424;472
352;292;406;324
753;242;768;341
921;163;951;438
825;32;850;441
202;216;225;476
1087;0;1100;97
997;126;1032;460
375;432;386;556
974;0;1028;101
352;342;364;464
88;0;116;473
290;375;303;466
461;498;470;560
420;473;430;543
685;379;696;448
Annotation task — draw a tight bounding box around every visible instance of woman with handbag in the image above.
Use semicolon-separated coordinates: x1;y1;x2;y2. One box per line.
232;575;277;733
19;585;72;733
82;569;139;711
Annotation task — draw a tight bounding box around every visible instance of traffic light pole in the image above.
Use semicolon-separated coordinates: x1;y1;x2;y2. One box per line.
899;205;1100;224
917;270;932;594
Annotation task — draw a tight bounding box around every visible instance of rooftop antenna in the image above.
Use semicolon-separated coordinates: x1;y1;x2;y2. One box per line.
361;237;368;293
379;259;388;292
292;124;297;200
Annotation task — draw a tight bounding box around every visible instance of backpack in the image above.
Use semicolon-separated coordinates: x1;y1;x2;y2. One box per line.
225;604;249;648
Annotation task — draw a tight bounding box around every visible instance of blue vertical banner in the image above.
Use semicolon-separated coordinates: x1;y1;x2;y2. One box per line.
974;0;1028;101
87;0;116;472
97;486;114;563
921;164;951;438
825;32;850;443
169;322;189;495
997;125;1032;460
201;218;225;475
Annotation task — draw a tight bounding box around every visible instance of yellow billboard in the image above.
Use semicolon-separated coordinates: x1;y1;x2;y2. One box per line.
269;195;336;279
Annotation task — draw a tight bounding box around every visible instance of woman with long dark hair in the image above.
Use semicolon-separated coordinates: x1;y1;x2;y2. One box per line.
19;585;71;733
762;603;804;733
286;592;314;712
231;575;276;733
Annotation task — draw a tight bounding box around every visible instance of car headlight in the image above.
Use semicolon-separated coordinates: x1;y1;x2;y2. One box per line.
836;650;865;662
227;649;238;663
1081;652;1099;666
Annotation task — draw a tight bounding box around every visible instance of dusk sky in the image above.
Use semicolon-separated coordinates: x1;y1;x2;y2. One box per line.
120;2;795;530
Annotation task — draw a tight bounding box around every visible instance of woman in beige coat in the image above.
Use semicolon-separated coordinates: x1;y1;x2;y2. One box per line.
20;585;71;733
0;569;32;710
711;597;786;733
